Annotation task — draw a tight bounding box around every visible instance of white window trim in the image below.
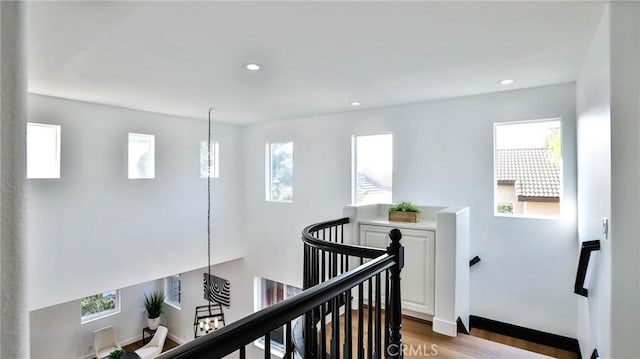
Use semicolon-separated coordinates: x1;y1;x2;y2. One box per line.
252;277;300;357
128;132;156;179
493;117;563;220
81;290;121;324
351;132;393;205
164;274;181;310
265;141;294;203
26;122;61;179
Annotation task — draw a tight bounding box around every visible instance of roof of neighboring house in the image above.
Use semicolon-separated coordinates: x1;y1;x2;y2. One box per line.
496;148;560;202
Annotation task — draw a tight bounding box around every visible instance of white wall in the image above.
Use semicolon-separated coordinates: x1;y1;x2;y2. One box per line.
29;279;158;359
576;6;611;358
26;95;245;311
164;258;254;344
242;83;579;337
609;3;640;358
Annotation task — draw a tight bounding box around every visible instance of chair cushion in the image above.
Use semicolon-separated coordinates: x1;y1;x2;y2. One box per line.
97;346;120;358
135;345;161;359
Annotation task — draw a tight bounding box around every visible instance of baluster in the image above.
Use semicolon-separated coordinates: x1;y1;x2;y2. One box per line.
358;258;364;359
265;332;271;359
240;346;246;359
387;229;404;359
375;273;382;359
321;298;327;358
345;289;353;359
384;270;390;353
285;322;292;359
367;278;373;359
332;295;340;359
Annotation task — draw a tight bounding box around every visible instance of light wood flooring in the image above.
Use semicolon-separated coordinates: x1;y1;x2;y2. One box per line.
323;311;576;358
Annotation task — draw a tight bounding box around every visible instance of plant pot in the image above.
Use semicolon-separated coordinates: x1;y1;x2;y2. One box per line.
389;211;420;223
148;317;160;330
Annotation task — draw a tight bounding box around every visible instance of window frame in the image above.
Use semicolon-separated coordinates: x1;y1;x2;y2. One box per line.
164;274;182;310
200;140;220;179
265;141;294;203
493;118;563;220
351;132;394;205
253;277;301;357
80;290;121;324
26;122;61;179
128;132;156;179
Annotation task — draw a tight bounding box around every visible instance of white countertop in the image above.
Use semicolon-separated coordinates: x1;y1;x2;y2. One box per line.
359;218;437;231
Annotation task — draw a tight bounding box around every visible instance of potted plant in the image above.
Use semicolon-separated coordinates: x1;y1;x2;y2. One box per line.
108;348;125;359
388;201;421;223
143;291;165;330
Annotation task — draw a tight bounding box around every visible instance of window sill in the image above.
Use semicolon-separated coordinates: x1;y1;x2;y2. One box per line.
81;309;121;324
253;340;285;358
165;301;181;311
494;213;561;220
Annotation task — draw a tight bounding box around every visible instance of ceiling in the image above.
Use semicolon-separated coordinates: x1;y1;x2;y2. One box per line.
26;1;605;125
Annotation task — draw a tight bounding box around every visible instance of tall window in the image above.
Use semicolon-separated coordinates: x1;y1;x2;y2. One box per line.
26;122;61;179
164;275;181;309
254;278;302;354
81;290;120;323
353;134;393;204
266;142;293;202
128;133;155;179
200;141;220;178
494;119;562;217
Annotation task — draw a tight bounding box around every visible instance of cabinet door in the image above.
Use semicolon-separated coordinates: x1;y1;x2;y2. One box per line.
359;225;435;316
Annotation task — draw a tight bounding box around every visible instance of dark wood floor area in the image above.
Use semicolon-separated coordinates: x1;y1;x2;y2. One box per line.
122;336;180;355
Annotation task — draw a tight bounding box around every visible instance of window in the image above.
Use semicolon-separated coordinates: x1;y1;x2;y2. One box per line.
266;142;293;202
128;133;155;179
26;122;61;179
200;141;220;178
253;278;302;355
81;290;120;323
164;275;181;309
494;119;562;217
353;134;393;204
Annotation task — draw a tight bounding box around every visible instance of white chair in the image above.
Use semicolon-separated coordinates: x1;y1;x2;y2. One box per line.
93;326;122;359
135;325;168;359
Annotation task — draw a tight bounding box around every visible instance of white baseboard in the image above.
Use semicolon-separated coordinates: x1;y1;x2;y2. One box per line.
168;332;186;345
76;334;142;359
432;316;457;337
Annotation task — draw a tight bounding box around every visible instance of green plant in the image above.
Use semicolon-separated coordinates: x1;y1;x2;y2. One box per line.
388;201;420;213
143;291;165;319
108;348;124;359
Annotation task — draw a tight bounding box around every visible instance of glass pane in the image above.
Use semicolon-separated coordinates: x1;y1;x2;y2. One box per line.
200;141;220;178
269;142;293;201
27;123;61;179
128;133;155;179
167;276;181;304
495;120;561;217
81;290;117;318
355;134;392;204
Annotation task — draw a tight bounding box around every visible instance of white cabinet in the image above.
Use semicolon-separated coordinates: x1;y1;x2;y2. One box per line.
360;224;435;317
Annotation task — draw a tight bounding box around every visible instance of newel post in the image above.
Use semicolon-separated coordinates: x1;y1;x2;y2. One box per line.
387;229;404;358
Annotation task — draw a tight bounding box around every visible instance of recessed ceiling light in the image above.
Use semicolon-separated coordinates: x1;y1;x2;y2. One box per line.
246;63;261;71
351;102;361;106
498;79;515;85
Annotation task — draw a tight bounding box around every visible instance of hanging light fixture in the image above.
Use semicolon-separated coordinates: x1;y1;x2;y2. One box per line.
193;108;225;338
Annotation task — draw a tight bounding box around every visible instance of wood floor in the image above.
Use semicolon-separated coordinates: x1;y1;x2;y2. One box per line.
120;315;577;359
323;311;575;359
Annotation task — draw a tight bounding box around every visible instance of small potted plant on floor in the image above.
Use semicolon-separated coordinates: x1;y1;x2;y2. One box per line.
388;201;421;223
108;348;125;359
143;291;165;330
